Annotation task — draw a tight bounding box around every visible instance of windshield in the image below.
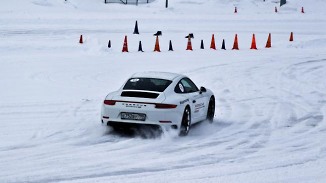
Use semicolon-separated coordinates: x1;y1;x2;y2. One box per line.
123;78;172;92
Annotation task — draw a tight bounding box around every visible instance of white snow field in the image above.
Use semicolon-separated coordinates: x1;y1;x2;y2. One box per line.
1;0;326;182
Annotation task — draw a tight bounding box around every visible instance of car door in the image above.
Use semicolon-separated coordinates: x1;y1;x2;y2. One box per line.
175;78;207;122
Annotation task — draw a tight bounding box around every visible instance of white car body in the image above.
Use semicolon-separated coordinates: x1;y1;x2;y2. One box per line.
101;71;215;134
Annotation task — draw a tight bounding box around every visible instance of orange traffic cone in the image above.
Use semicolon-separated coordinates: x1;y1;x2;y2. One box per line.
289;32;294;41
265;33;271;48
122;35;128;52
79;35;83;44
234;7;237;13
275;7;278;13
301;7;305;13
232;34;239;50
186;37;193;51
154;36;160;52
210;34;216;50
250;34;257;50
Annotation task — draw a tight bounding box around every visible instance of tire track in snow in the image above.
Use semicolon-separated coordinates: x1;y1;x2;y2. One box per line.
182;57;325;166
2;56;325;183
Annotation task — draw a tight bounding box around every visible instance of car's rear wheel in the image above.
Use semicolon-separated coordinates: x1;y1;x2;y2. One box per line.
179;107;191;136
207;96;215;123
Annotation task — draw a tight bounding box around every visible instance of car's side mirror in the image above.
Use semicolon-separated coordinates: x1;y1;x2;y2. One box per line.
200;86;207;94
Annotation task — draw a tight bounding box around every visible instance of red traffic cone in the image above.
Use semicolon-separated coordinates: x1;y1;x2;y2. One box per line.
154;36;161;52
234;7;237;13
265;33;271;48
232;34;239;50
122;35;128;52
186;37;193;51
79;35;83;44
289;32;294;41
210;34;216;50
250;34;257;50
275;7;278;13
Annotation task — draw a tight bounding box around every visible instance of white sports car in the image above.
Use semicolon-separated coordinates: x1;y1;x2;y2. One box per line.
101;71;215;136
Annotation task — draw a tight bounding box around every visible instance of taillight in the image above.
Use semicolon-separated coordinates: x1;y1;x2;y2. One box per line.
155;104;177;109
104;100;116;105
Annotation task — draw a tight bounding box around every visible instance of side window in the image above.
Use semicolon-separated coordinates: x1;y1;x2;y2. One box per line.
175;82;185;93
174;78;199;94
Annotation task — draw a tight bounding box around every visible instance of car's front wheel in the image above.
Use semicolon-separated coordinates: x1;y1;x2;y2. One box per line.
179;107;191;136
207;96;215;123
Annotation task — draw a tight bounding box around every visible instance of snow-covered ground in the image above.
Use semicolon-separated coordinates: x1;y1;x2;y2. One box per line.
1;0;326;182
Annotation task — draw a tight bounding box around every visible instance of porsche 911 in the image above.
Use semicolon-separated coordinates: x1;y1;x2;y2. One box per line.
101;71;215;136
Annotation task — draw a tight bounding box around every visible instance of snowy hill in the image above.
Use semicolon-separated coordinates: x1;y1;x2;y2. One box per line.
1;0;326;182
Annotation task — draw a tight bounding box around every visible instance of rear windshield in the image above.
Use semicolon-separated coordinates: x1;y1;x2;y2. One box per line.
123;78;172;92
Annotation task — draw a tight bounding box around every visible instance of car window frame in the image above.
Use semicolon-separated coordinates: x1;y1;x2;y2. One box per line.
174;77;199;94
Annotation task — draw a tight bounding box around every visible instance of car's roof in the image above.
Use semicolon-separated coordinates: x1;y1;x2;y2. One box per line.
131;71;185;81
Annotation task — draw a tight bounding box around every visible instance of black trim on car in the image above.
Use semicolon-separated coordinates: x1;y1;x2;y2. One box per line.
121;91;159;99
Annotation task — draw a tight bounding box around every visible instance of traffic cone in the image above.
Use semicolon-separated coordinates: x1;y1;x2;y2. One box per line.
234;7;237;13
138;41;143;52
122;35;128;52
200;40;205;49
186;37;193;51
221;39;226;50
232;34;239;50
168;40;173;51
301;7;305;13
108;40;111;48
133;21;139;34
154;36;160;52
210;34;216;50
250;34;257;50
289;32;294;41
265;33;271;48
275;7;278;13
79;35;83;44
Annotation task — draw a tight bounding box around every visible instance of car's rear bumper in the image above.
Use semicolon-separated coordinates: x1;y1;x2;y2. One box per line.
101;102;182;129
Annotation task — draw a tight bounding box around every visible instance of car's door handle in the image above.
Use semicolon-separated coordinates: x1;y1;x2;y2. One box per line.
193;100;196;103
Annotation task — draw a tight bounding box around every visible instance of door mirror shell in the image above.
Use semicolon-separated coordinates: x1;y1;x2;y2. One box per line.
200;86;207;94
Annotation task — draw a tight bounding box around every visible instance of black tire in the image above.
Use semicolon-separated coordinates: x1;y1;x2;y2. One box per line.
179;107;191;136
207;96;215;123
